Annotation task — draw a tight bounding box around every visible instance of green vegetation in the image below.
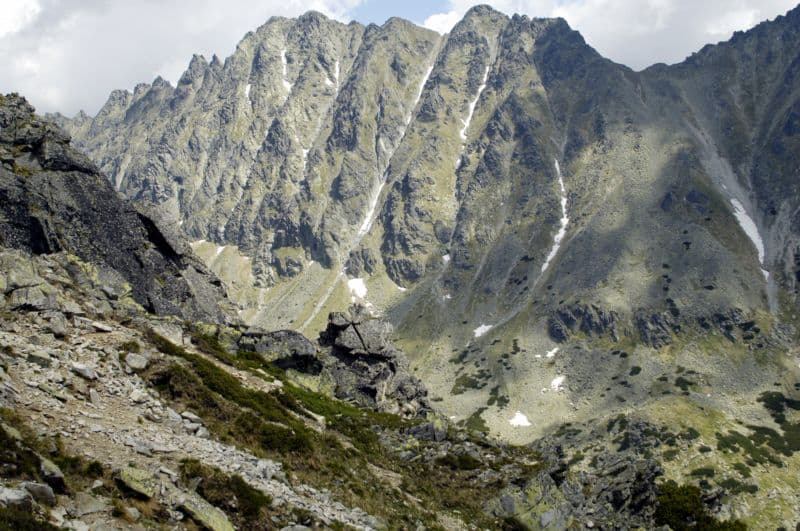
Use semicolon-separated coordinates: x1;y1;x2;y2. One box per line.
179;459;272;528
144;330;538;527
654;482;746;530
436;453;482;470
118;340;141;353
0;507;59;531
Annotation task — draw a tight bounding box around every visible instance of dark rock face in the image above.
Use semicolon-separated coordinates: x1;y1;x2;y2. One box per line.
0;94;234;324
634;310;676;349
238;329;322;374
548;304;620;343
494;419;664;529
318;306;430;417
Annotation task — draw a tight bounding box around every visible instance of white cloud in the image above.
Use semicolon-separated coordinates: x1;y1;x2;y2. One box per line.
0;0;41;39
424;0;796;70
423;10;463;34
0;1;797;116
0;0;364;115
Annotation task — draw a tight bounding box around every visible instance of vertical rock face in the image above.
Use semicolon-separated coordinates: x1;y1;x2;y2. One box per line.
57;6;800;438
0;94;235;323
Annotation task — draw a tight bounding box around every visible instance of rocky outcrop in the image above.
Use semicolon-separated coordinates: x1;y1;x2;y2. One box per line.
548;304;621;343
0;94;235;324
238;329;322;374
318;306;431;417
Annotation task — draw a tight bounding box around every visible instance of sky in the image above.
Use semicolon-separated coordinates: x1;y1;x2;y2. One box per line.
0;0;796;116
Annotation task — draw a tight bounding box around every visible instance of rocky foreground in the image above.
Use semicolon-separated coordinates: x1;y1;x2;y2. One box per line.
0;245;751;529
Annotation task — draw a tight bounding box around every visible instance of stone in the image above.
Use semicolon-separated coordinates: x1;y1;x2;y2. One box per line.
117;467;157;499
21;481;56;506
44;311;68;338
9;285;57;311
88;388;101;405
124;353;148;371
183;422;201;434
238;329;321;373
27;350;53;368
0;423;22;441
40;456;66;492
38;383;68;402
71;492;107;517
0;487;32;510
180;411;202;423
129;389;149;403
178;491;235;531
71;362;97;381
125;506;141;521
195;427;210;439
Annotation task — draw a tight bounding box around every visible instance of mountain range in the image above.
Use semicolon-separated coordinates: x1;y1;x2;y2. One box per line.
0;2;792;527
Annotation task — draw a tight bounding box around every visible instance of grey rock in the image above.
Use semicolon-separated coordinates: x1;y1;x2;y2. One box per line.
44;311;68;338
21;481;56;506
39;456;66;492
124;352;148;371
181;411;202;423
0;94;235;325
26;350;52;368
318;306;430;417
70;492;107;517
0;487;32;510
71;362;97;381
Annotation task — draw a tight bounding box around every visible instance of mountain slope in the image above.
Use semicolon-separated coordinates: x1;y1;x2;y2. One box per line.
58;4;800;451
0;93;235;323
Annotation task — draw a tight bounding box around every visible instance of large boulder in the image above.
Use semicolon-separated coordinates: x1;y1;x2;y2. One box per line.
238;329;322;374
318;305;431;418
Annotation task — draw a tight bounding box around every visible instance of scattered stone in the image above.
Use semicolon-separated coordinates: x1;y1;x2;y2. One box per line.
40;457;66;492
124;352;148;371
196;427;210;439
117;467;157;499
70;362;97;381
21;481;56;506
178;491;235;531
129;389;149;403
0;423;22;441
0;487;32;510
44;311;68;338
38;382;68;402
70;492;107;517
124;506;141;521
181;411;202;424
88;388;101;405
26;350;52;368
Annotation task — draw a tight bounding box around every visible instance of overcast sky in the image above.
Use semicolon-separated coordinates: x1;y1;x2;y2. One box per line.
0;0;796;116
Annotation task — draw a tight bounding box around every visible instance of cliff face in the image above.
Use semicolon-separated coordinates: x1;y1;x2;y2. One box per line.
0;94;235;323
57;6;800;445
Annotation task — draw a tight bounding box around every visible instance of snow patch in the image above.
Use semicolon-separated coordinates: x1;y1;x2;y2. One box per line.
244;83;251;98
545;347;559;359
281;49;292;93
301;148;309;171
550;375;565;391
214;245;225;258
460;66;489;141
509;411;531;427
347;278;368;300
356;180;385;239
334;60;340;85
395;284;407;292
540;159;569;275
442;254;451;264
406;65;434;126
730;198;769;279
473;324;493;338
